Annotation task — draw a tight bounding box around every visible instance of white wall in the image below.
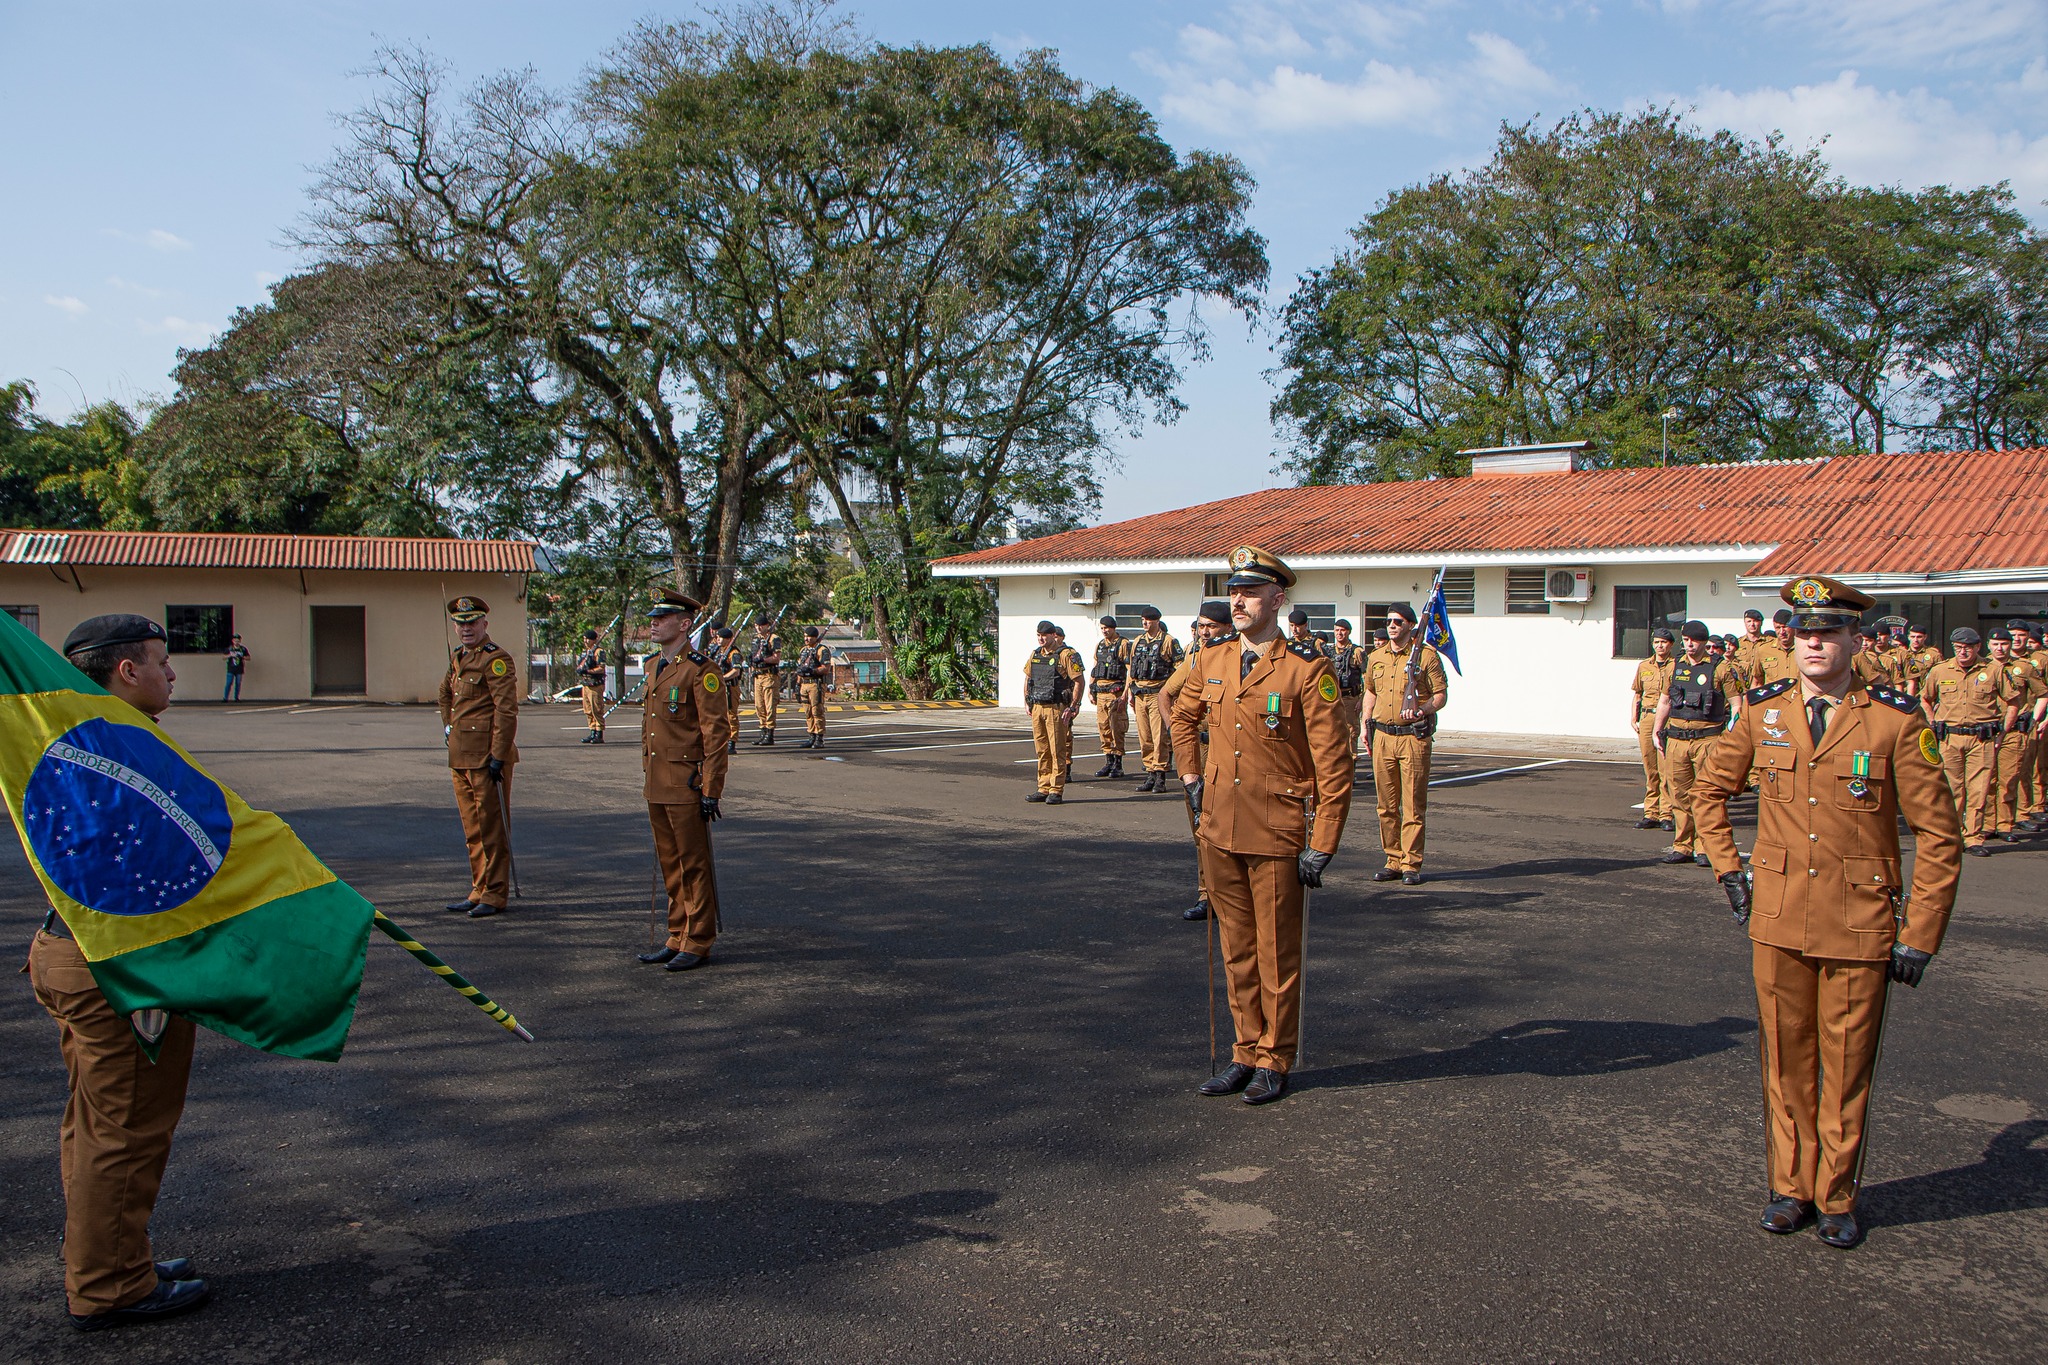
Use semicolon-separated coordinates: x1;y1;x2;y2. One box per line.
990;561;1762;739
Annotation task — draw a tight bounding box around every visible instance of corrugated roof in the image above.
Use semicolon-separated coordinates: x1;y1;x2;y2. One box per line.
934;447;2048;577
0;530;538;573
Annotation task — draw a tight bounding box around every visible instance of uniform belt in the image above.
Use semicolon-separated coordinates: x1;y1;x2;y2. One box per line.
1935;722;2001;741
1661;723;1723;739
1131;683;1164;694
1339;686;1363;697
40;909;72;940
1370;720;1431;738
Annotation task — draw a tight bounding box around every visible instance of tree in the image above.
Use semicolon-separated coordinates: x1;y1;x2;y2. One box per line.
0;382;153;530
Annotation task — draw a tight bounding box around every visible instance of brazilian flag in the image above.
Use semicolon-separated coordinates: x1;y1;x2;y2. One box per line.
0;610;373;1060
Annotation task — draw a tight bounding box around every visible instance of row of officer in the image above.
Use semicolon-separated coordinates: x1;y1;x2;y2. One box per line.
1024;622;1086;803
1161;600;1235;920
1651;621;1748;865
1920;625;2042;853
745;620;783;746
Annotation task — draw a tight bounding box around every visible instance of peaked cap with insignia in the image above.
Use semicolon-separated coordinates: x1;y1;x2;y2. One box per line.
446;596;489;622
1780;575;1872;631
1223;544;1296;590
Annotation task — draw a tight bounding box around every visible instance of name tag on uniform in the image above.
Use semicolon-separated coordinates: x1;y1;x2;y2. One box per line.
1760;738;1792;748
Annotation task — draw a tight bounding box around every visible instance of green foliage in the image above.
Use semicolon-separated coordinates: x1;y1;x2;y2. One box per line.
0;383;154;529
833;555;995;699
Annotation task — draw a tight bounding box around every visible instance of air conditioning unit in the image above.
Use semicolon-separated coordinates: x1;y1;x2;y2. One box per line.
1544;567;1593;603
1068;576;1103;605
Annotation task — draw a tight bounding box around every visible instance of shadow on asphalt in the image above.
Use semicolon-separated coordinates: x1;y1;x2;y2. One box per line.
1423;857;1646;882
1303;1016;1756;1091
1861;1119;2048;1229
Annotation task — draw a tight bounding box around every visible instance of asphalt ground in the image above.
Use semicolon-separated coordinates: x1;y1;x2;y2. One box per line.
2;701;2045;1363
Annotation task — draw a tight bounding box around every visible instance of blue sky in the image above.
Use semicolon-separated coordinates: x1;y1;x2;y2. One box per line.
4;0;2044;523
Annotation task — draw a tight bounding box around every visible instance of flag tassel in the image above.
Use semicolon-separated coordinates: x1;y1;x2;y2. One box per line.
371;911;534;1041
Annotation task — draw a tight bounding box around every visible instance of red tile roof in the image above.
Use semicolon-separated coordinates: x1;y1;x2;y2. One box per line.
0;530;538;573
933;447;2048;578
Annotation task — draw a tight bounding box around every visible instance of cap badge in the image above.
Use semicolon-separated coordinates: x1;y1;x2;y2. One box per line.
1790;578;1829;605
1229;546;1257;571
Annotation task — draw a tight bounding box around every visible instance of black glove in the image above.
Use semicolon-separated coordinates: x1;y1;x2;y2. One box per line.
1183;777;1203;819
1297;848;1332;888
484;757;505;784
1718;870;1751;925
1889;943;1931;988
699;797;721;823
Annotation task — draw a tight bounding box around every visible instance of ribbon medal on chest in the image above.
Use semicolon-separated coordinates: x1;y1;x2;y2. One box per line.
667;683;682;715
1265;692;1282;731
1847;751;1871;799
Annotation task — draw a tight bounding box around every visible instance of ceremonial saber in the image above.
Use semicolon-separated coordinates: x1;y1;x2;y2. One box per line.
373;912;534;1041
496;781;521;900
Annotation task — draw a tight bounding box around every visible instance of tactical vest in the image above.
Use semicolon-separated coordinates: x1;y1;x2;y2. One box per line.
1129;635;1173;684
1026;650;1072;705
1331;645;1363;694
1092;638;1129;686
796;645;827;679
1666;660;1729;724
748;636;779;669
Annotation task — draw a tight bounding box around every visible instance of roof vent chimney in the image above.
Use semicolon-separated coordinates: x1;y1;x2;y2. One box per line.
1459;440;1592;477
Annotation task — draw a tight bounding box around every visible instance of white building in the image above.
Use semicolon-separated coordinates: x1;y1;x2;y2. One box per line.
933;443;2048;742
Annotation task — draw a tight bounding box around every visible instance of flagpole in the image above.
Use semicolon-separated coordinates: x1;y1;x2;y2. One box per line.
372;912;534;1041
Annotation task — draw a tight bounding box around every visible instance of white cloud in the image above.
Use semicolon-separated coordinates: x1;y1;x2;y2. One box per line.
1161;60;1445;133
45;294;88;316
138;315;214;346
1689;71;2048;209
1744;0;2046;68
105;275;168;298
1465;32;1558;98
102;227;194;251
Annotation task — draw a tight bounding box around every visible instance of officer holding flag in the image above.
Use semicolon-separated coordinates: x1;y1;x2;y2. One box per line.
1363;580;1455;885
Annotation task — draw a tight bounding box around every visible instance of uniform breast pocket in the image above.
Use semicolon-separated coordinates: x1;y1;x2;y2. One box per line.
1749;843;1787;919
1841;856;1900;934
1834;754;1888;811
1757;749;1794;802
1264;775;1309;835
1199;681;1225;704
1261;697;1295;740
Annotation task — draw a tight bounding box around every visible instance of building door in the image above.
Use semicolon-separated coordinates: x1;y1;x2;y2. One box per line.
310;606;366;695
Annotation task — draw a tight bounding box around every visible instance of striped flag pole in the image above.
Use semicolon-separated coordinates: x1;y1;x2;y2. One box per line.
372;911;534;1041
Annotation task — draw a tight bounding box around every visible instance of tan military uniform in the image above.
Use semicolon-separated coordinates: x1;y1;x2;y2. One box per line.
1923;656;2022;846
1329;640;1371;753
747;631;783;739
1024;644;1085;795
1729;634;1768;688
2028;646;2048;819
1754;638;1798;687
439;637;520;909
717;641;745;736
1993;656;2045;834
1089;634;1133;762
1162;650;1210;903
794;639;833;738
1632;655;1678;820
1902;645;1943;693
1128;629;1185;775
1696;678;1960;1215
1658;656;1746;856
1170;635;1354;1073
1364;641;1449;873
643;646;734;954
575;644;607;738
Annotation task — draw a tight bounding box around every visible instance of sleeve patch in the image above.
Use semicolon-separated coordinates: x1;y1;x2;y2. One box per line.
1318;675;1339;703
489;658;508;677
704;672;721;693
1918;728;1941;766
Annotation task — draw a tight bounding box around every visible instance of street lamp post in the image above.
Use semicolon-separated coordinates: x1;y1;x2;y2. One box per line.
1661;408;1679;466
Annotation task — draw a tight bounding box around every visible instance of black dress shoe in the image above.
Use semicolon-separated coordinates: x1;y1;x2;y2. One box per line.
1966;844;1991;857
1401;871;1424;885
1660;819;1675;831
1198;1062;1255;1096
1045;792;1063;805
1694;852;1712;866
1026;792;1048;802
1372;868;1401;882
1094;761;1115;777
1816;1210;1863;1249
663;951;710;972
444;899;476;913
1659;850;1694;864
1759;1194;1815;1233
1182;899;1212;921
467;903;502;918
2002;830;2022;843
762;733;775;746
1634;817;1661;829
71;1278;211;1332
637;947;679;964
154;1258;195;1281
1242;1067;1288;1105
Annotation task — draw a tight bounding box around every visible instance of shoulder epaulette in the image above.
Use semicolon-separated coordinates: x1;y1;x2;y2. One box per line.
1288;638;1322;660
1746;677;1796;704
1867;684;1919;714
687;649;708;666
480;641;500;653
1211;630;1238;646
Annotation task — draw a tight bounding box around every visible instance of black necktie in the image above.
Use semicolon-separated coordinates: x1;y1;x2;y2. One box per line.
1807;697;1830;747
1240;646;1256;680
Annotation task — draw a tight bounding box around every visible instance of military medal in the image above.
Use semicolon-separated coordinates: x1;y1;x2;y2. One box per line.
1265;692;1281;731
1847;751;1871;798
667;684;681;715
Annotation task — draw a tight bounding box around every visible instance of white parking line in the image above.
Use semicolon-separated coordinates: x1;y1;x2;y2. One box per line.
221;705;299;714
872;736;1038;754
1428;759;1568;787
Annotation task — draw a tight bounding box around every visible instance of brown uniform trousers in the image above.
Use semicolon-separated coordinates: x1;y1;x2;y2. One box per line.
1992;659;2044;832
1132;688;1171;771
644;649;734;954
581;684;605;736
753;672;780;736
29;931;197;1316
1093;687;1129;757
1162;658;1209;900
440;638;520;908
1696;680;1960;1214
1632;656;1677;819
1172;636;1353;1073
1030;704;1074;794
1364;642;1449;873
1660;729;1723;854
800;681;828;735
1924;657;2022;847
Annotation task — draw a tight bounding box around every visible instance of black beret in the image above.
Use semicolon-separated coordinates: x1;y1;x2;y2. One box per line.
1742;609;1763;621
1989;628;2012;642
1139;606;1161;621
1335;619;1352;631
804;625;821;638
1036;619;1058;633
1681;619;1710;641
1772;609;1792;625
1650;627;1674;642
1099;615;1118;628
584;628;600;639
1287;608;1309;625
1372;628;1389;641
1858;626;1880;639
1951;627;1981;646
1198;601;1231;626
62;613;166;658
716;627;735;638
2008;619;2035;633
1386;602;1418;624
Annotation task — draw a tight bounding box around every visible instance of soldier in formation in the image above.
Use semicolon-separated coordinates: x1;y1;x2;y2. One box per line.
438;596;520;918
1126;607;1184;791
1088;615;1132;779
1694;575;1960;1251
746;619;783;746
575;628;607;744
1902;625;1942;694
1920;626;2022;856
2017;621;2048;828
1023;621;1084;804
793;626;834;749
1327;619;1370;754
1728;609;1766;685
1171;547;1352;1105
1362;603;1448;885
1161;600;1233;919
1651;620;1745;867
636;593;733;971
1986;628;2045;841
1630;626;1678;830
714;626;744;755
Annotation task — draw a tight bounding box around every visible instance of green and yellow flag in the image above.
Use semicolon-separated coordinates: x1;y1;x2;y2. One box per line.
0;610;373;1060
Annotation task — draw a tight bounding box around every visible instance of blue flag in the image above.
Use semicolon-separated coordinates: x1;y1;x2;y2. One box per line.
1422;571;1462;675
